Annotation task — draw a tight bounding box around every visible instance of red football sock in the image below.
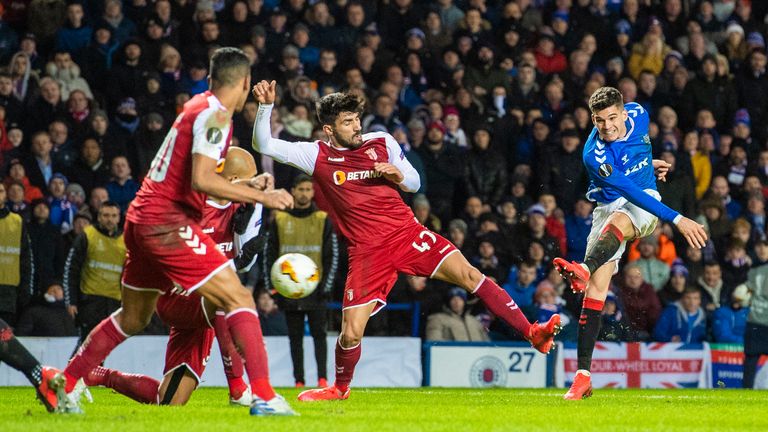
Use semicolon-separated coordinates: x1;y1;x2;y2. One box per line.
105;368;160;404
473;276;532;337
226;309;275;401
227;377;248;399
213;312;244;380
334;338;361;392
65;315;128;392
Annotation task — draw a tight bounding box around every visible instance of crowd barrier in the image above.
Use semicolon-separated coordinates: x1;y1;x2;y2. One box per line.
3;339;766;389
0;336;422;387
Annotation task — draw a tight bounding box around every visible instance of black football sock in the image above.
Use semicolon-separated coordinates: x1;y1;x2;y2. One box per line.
0;319;43;387
583;224;624;274
576;298;604;372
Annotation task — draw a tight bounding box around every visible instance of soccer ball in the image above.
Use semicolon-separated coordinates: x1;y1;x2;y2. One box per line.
270;253;320;299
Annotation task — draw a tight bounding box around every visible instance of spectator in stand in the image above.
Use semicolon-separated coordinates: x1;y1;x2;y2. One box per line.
14;280;77;336
464;126;507;209
537;128;586;216
79;23;119;99
67;136;111;196
425;287;488;342
619;263;662;341
680;54;737;132
658;259;689;307
418;121;464;225
26;77;67;134
98;0;137;45
89;109;129;166
745;193;767;240
46;173;77;234
502;259;537;309
599;291;628;342
26;200;65;296
106;39;149;112
533;34;567;75
0;183;33;326
679;131;712;200
63;201;124;345
518;203;560;264
256;290;288;336
713;284;751;344
735;48;768;142
7;52;38;107
45;51;93;101
632;235;672;291
565;198;592;262
538;193;567;257
657;150;697;218
654;287;708;343
628;24;671;79
104;155;138;214
472;237;506;284
447;218;473;258
6;182;30;221
697;261;725;312
55;2;92;57
47;120;77;170
4;159;43;203
709;175;742;221
412;194;441;234
461;196;484;237
22;131;59;192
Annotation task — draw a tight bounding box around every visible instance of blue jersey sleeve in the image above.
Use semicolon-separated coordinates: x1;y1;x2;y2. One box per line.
585;154;681;223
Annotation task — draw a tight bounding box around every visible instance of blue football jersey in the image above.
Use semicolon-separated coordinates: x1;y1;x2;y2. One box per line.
583;102;681;223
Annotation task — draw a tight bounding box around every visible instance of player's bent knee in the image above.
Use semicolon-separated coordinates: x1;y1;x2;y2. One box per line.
340;333;362;348
115;311;152;335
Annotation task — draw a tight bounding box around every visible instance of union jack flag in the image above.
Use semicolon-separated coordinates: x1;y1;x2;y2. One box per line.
560;342;706;389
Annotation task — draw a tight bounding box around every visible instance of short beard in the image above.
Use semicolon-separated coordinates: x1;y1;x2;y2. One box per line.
333;129;362;149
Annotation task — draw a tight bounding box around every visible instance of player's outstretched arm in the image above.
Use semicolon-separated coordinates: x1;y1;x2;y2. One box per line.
192;154;293;209
251;80;319;174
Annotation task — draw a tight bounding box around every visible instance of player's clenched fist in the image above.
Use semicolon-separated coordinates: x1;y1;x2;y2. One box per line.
261;189;294;210
252;80;277;105
239;172;274;191
374;162;404;184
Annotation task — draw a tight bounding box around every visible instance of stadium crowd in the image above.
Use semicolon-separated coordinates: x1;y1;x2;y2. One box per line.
1;0;767;346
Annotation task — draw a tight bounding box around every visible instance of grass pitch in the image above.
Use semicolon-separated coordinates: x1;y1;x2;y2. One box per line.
1;387;767;432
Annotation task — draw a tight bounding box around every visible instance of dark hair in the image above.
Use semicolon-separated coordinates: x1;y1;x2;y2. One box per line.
99;201;121;211
703;260;720;269
519;259;538;269
588;86;624;114
316;92;364;126
683;286;701;296
209;47;250;88
292;173;313;188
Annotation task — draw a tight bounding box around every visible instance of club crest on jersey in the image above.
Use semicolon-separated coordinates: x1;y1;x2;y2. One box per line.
207;127;223;144
598;163;613;178
365;148;378;161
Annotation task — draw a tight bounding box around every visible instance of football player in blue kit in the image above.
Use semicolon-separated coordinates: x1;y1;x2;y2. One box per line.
553;87;708;399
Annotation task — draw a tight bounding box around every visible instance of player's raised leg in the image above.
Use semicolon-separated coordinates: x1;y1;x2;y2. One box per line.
432;252;561;353
298;302;375;401
51;287;159;413
196;267;295;415
554;213;634;293
0;319;62;412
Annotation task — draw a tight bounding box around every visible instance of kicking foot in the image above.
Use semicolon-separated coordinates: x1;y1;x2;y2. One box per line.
553;258;590;293
250;394;297;416
527;314;562;354
297;385;350;402
564;370;593;400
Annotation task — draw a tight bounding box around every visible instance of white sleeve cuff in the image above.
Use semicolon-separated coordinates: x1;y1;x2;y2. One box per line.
673;214;683;225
